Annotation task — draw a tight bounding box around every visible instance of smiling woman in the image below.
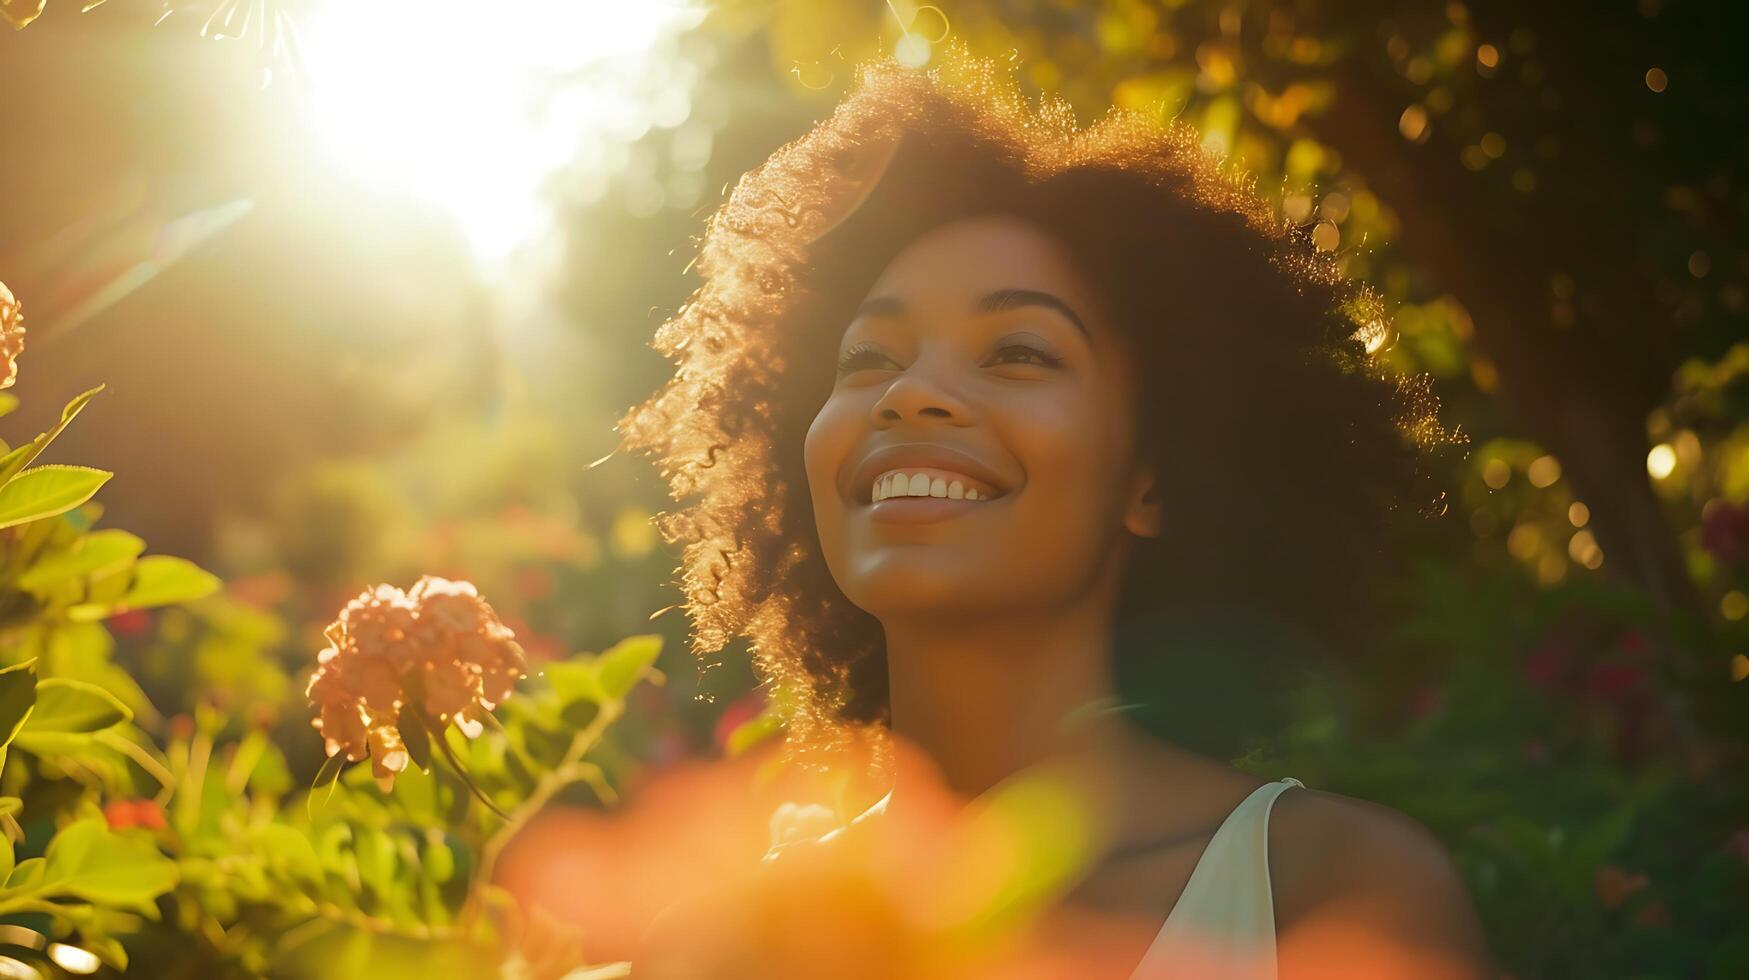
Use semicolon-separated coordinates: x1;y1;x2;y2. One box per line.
618;41;1456;746
618;41;1481;979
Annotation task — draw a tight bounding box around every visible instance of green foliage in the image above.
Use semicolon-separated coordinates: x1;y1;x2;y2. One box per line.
0;466;112;532
38;817;178;914
1229;555;1748;978
0;385;669;977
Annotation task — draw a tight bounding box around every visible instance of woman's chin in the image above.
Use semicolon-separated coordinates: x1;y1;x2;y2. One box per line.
850;575;1003;618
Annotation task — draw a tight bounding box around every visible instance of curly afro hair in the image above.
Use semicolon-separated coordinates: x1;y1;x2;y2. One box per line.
617;43;1459;761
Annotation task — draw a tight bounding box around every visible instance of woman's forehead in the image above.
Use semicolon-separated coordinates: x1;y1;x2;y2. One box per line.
871;214;1084;293
857;214;1107;331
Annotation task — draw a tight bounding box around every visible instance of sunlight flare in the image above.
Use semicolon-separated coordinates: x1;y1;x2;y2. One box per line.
298;0;706;261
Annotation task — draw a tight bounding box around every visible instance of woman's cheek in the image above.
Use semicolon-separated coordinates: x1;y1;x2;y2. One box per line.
803;401;851;500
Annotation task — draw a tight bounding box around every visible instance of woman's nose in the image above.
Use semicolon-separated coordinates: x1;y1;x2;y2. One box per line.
870;358;970;425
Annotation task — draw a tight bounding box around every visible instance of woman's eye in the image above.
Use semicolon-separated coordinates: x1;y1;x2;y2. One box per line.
835;344;893;375
990;344;1064;368
835;342;1063;377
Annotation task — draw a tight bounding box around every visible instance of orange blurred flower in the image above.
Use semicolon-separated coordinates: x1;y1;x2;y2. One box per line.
503;731;1152;978
1593;864;1650;909
104;798;166;831
306;576;526;789
1631;898;1670;928
0;279;24;390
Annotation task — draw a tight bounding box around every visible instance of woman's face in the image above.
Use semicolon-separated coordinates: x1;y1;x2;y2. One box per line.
803;213;1160;622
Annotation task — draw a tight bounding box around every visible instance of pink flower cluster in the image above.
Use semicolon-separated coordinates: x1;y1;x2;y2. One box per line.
307;576;526;788
0;279;25;390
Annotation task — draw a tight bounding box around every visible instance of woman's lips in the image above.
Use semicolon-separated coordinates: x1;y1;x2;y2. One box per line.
865;492;1009;524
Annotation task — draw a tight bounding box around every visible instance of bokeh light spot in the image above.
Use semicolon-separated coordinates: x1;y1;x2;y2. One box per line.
1399;104;1431;142
1646;443;1677;479
1528;455;1561;488
1721;590;1749;622
1483;458;1511;490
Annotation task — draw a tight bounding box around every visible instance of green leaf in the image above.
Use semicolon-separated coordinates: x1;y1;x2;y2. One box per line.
0;392;16;418
0;385;104;486
354;827;397;898
402;715;432;774
65;555;221;620
308;755;346;820
12;730;115;758
250;824;323;885
596;634;663;702
313;752;345;789
112;555;221;608
7;856;44;890
0;832;12;883
246;741;293;798
0;465;112;531
544;659;605;706
1569;806;1638;871
423;836;455;884
16;529;145;591
726;709;785;758
18;678;130;735
559;698;600;729
0;660;37;752
42;817;179;914
85;935;129;972
42;623;158;724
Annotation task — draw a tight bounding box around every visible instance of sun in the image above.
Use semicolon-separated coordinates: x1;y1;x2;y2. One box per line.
298;0;706;263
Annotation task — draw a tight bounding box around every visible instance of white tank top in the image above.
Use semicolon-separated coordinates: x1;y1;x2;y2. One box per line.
1127;776;1305;980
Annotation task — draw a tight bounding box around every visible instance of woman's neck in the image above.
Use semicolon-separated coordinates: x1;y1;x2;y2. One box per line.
881;599;1150;803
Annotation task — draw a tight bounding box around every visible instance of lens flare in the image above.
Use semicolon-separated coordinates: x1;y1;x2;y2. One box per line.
298;0;706;262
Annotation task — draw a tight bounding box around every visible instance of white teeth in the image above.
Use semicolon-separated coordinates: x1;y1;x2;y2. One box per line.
870;469;997;502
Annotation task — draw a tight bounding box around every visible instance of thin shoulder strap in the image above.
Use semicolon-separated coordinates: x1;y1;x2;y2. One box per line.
1127;777;1305;980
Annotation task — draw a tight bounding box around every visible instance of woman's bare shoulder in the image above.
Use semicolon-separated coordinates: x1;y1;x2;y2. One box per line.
1268;786;1497;979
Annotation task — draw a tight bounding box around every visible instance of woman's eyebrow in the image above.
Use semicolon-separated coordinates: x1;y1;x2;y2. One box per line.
853;289;1089;339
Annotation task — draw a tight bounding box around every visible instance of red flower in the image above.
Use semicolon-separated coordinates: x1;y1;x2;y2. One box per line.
1701;499;1749;566
1584;663;1649;704
1406;684;1443;722
1520;647;1567;694
104;799;165;831
513;566;556;601
714;689;769;755
1593;865;1649;909
107;608;152;636
1631;899;1671;928
1725;829;1749;865
1616;630;1649;659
